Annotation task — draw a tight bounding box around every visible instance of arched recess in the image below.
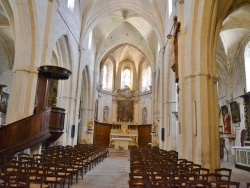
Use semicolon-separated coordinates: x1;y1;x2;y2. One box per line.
50;35;74;145
78;66;91;144
51;35;73;108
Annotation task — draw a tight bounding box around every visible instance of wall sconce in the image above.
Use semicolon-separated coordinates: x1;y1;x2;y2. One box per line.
86;129;93;134
172;111;178;120
219;126;223;134
150;132;157;136
151;122;157;136
87;119;93;133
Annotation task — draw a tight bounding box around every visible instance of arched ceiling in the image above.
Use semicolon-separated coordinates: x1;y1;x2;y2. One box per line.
217;3;250;76
0;3;14;69
80;0;166;69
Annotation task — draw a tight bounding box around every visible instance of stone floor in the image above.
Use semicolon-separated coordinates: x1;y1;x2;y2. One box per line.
71;149;250;188
221;161;250;188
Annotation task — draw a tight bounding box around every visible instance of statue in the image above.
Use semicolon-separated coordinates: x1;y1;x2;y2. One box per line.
103;106;109;123
152;122;156;132
142;108;147;124
88;119;93;130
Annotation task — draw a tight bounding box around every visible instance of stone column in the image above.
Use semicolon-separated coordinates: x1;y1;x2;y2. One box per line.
5;67;38;123
176;0;220;170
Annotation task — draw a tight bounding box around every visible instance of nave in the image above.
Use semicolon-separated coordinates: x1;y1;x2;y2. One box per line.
71;149;130;188
71;149;250;188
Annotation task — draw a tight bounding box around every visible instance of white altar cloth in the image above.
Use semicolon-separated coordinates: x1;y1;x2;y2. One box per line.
111;137;132;150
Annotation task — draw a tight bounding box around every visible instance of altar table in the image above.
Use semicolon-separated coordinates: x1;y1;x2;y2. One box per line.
111;137;132;150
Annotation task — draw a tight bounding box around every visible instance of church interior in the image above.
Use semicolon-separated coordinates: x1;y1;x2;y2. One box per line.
0;0;250;187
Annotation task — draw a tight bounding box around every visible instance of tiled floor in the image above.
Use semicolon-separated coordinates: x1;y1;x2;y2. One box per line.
71;157;130;188
221;161;250;188
71;150;250;188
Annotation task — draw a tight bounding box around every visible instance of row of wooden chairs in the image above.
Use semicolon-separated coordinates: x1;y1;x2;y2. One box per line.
129;147;242;188
0;144;109;188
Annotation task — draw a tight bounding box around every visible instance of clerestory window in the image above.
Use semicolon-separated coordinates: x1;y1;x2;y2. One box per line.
67;0;75;11
244;41;250;92
141;65;152;92
121;68;131;89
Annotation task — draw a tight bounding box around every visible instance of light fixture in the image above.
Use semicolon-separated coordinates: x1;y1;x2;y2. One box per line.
151;121;157;135
87;119;93;133
172;111;178;120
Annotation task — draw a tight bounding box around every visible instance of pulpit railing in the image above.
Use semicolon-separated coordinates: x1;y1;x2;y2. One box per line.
0;107;65;157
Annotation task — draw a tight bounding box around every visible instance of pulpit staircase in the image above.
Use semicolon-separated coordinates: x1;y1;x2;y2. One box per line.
0;66;71;157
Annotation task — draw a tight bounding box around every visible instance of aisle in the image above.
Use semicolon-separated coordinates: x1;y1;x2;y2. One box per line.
71;155;130;188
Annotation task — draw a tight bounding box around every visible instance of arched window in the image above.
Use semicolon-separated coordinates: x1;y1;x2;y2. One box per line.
102;65;108;89
168;0;172;17
141;65;152;92
121;68;131;88
244;41;250;92
101;59;113;91
67;0;75;11
88;30;93;50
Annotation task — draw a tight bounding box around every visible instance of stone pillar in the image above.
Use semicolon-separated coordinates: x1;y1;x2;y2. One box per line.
5;67;38;123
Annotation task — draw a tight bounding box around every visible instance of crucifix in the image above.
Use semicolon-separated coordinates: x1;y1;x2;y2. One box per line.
169;16;181;83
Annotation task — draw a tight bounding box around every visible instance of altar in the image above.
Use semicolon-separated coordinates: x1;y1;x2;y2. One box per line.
111;137;132;150
109;124;138;150
232;146;250;171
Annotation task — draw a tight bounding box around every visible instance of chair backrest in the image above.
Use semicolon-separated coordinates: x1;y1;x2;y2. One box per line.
202;173;222;182
214;168;232;181
193;167;210;180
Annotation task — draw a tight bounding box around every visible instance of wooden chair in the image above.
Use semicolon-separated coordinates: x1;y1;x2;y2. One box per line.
158;180;182;188
215;181;240;188
26;166;50;188
57;160;74;188
43;162;64;188
247;183;250;188
202;173;222;187
2;171;30;188
214;168;232;181
186;180;211;187
66;158;81;184
178;173;198;187
193;167;210;180
129;172;149;181
128;179;152;188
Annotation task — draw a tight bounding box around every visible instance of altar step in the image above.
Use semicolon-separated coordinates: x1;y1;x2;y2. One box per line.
108;148;130;157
